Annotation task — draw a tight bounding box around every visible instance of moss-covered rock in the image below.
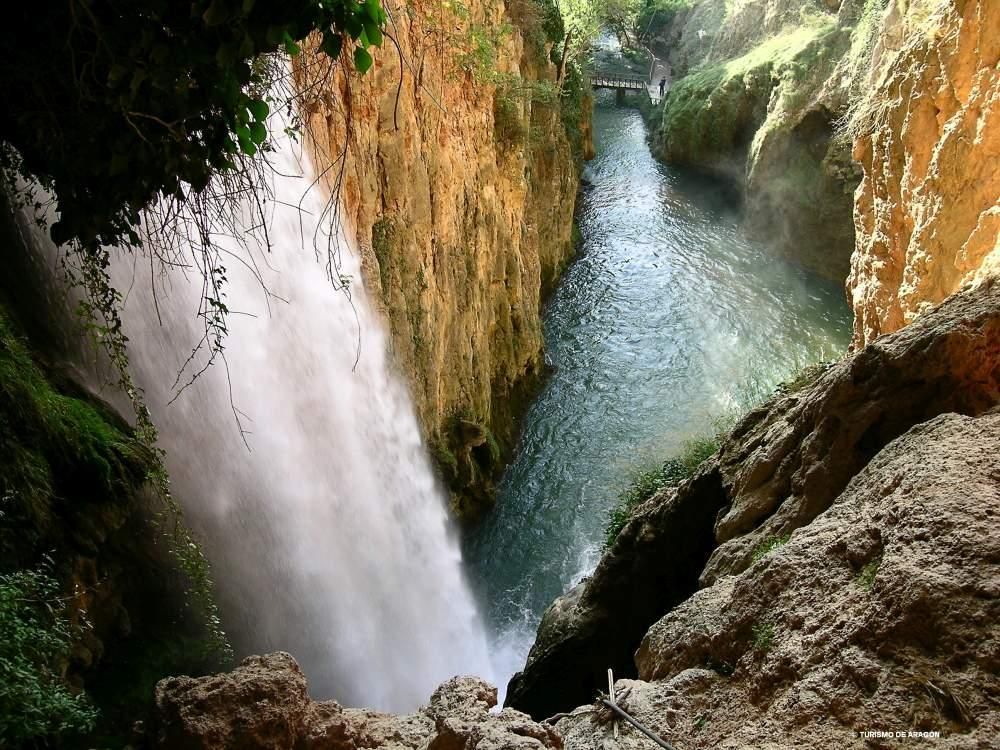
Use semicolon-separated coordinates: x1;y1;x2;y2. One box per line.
651;0;879;281
0;258;228;745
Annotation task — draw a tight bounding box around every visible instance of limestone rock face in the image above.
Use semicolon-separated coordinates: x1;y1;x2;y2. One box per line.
295;0;586;517
849;0;1000;348
148;654;562;750
507;280;1000;719
152;653;310;750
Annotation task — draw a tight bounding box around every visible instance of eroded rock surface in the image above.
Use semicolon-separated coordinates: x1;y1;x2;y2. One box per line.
619;410;1000;748
849;0;1000;347
149;653;562;750
507;280;1000;719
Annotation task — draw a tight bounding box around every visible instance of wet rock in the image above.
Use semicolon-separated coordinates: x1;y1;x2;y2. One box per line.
506;465;729;718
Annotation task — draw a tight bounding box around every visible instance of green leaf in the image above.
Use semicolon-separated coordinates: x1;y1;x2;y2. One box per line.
344;15;364;38
353;46;373;73
250;121;267;145
364;0;384;23
248;99;269;122
283;30;301;56
320;34;343;59
364;22;383;47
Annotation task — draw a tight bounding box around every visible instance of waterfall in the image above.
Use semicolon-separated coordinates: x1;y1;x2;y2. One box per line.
94;129;492;710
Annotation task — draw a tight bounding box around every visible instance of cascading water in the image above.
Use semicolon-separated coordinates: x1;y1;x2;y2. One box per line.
92;127;492;710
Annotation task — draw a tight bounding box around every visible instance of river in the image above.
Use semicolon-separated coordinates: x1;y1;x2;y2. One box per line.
464;98;853;698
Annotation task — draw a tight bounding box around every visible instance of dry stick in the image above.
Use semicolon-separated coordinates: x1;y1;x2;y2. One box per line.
608;668;619;739
599;699;677;750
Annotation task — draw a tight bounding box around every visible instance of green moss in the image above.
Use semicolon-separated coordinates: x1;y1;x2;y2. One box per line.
0;311;147;555
657;23;843;164
751;533;791;562
857;556;881;591
371;217;396;300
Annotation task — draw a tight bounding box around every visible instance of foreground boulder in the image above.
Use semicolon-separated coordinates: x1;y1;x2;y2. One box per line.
508;279;1000;718
148;652;562;750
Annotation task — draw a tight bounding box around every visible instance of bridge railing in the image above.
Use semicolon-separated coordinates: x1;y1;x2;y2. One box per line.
589;73;648;90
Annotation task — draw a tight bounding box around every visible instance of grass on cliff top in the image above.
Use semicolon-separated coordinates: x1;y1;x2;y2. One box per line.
659;22;839;154
604;435;719;548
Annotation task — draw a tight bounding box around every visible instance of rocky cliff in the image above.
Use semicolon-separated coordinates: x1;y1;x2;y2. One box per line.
295;0;588;517
649;0;879;281
849;0;1000;348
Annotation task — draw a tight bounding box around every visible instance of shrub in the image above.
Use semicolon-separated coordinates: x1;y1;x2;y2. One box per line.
603;434;719;548
751;533;791;562
751;621;775;653
0;567;98;745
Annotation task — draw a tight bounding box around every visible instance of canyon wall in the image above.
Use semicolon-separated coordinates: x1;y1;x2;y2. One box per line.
849;0;1000;347
296;0;587;518
649;0;877;281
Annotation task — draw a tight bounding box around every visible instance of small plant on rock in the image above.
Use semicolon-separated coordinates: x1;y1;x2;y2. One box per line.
751;621;775;653
751;533;791;562
857;556;881;591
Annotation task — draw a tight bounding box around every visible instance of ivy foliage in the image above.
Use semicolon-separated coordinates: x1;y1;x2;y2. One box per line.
0;567;98;746
0;0;385;252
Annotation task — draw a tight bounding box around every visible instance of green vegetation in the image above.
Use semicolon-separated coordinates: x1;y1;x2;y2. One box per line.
1;1;385;253
857;556;881;591
751;533;791;563
0;307;230;743
604;434;720;547
0;312;147;555
659;22;840;157
839;0;893;139
0;567;98;746
751;620;775;653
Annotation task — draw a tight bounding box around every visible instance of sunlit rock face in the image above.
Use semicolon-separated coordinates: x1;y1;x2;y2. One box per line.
849;0;1000;348
295;0;587;518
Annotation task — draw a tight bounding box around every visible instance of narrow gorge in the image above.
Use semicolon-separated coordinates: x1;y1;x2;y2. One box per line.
1;0;997;749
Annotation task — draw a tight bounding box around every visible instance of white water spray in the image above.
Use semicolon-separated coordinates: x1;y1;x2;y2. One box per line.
102;130;492;710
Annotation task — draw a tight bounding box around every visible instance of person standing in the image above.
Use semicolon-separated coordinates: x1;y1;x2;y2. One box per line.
658;77;666;97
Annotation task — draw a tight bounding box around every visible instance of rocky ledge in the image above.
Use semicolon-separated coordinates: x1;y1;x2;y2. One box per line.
147;652;562;750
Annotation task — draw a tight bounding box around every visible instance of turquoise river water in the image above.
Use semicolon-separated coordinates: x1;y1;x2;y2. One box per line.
463;100;853;698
